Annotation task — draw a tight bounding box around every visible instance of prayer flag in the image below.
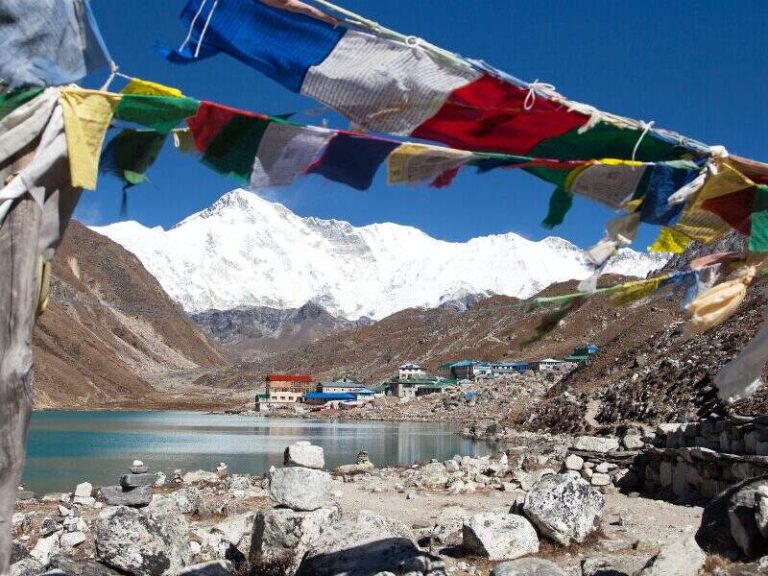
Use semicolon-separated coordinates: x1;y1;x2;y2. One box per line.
649;227;690;254
387;143;473;185
121;78;183;98
115;95;200;134
100;129;166;189
749;185;768;252
309;133;399;191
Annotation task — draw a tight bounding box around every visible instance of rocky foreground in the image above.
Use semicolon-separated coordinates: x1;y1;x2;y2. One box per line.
9;437;768;576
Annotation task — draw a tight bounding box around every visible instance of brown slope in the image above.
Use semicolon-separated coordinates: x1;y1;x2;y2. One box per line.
197;274;664;389
32;221;225;408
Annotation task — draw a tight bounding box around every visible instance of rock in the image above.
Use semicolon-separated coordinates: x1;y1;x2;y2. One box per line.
492;558;566;576
120;473;158;489
144;495;192;570
269;467;332;511
335;462;374;475
623;434;644;450
462;512;539;561
96;506;172;576
30;532;61;567
295;510;436;576
183;470;220;484
638;535;705;575
39;517;60;537
564;454;584;471
420;462;449;488
582;555;653;576
100;485;153;507
216;463;229;478
284;443;325;469
573;436;620;453
251;505;342;573
591;473;611;487
697;476;768;559
431;506;471;547
523;474;605;546
73;482;94;505
9;557;44;576
595;462;610;474
131;460;148;474
176;561;234;575
49;556;125;576
211;512;255;548
60;531;86;548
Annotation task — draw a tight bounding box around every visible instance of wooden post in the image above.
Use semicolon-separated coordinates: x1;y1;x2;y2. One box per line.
0;146;81;573
0;194;42;574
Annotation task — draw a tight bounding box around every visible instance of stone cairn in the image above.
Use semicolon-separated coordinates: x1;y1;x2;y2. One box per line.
98;459;157;508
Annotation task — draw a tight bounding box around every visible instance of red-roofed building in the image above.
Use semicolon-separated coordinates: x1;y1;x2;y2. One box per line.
263;374;314;406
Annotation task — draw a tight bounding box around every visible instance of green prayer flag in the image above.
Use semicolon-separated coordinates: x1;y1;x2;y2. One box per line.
749;185;768;252
201;115;270;182
0;88;44;121
114;95;200;134
542;187;573;229
100;129;167;189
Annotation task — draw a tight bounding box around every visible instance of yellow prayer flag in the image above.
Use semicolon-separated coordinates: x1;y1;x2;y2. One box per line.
695;163;754;203
649;227;691;254
686;267;756;336
121;78;183;98
60;89;120;190
608;277;665;306
387;143;472;185
674;204;731;244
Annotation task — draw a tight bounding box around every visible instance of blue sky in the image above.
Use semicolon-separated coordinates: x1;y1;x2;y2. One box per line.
78;0;767;249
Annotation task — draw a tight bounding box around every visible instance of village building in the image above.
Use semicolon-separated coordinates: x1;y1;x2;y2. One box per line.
317;377;366;394
386;376;458;400
398;363;427;380
489;361;530;376
303;388;376;407
262;374;314;407
532;358;568;372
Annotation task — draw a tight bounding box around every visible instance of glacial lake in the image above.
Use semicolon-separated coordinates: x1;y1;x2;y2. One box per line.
23;411;494;495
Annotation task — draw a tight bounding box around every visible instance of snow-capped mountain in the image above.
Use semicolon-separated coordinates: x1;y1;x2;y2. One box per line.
91;189;668;320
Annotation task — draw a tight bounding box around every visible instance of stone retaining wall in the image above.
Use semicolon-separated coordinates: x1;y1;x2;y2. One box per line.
637;446;768;499
654;415;768;455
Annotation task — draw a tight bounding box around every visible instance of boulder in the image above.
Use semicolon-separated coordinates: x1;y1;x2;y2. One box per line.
492;558;566;576
95;506;172;576
582;555;654;576
462;512;538;561
269;467;332;511
623;434;645;450
49;556;124;575
211;511;255;549
573;436;620;453
182;470;220;484
9;558;44;576
60;531;86;548
523;474;604;546
120;473;159;489
295;510;433;576
638;535;705;575
420;462;449;488
590;473;611;487
100;485;153;507
334;462;374;475
431;506;471;547
30;532;61;567
697;475;768;559
73;482;95;506
145;494;192;571
176;561;234;575
564;454;584;471
284;443;325;469
251;505;341;573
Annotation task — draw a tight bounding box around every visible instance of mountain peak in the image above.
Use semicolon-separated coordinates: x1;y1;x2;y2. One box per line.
93;189;668;320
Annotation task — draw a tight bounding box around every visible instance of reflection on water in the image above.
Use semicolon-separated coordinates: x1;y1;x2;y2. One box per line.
23;411;494;494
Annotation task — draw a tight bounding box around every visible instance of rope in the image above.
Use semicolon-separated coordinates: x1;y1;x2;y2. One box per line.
523;80;557;112
99;61;120;91
194;0;219;58
631;120;655;162
179;0;208;52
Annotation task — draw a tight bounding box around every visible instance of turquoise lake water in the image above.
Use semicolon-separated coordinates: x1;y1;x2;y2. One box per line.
23;411;493;495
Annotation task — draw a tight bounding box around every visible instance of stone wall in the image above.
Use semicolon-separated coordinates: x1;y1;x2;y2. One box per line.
637;415;768;499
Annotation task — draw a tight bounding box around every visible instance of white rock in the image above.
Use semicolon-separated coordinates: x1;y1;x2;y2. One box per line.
564;454;584;471
30;532;61;566
591;473;611;487
523;474;605;546
269;467;332;511
492;558;567;576
573;436;620;453
431;506;471;547
60;531;86;548
183;470;220;484
462;512;539;561
284;443;325;469
73;482;92;502
595;462;610;474
623;434;645;450
638;534;705;575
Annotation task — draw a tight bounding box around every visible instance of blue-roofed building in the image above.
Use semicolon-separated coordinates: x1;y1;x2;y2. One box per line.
489;362;530;376
303;392;356;406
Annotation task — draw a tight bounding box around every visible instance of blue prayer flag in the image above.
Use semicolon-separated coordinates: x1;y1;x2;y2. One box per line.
310;133;399;191
166;0;345;93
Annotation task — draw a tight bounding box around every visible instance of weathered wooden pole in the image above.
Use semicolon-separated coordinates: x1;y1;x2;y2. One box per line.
0;145;81;573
